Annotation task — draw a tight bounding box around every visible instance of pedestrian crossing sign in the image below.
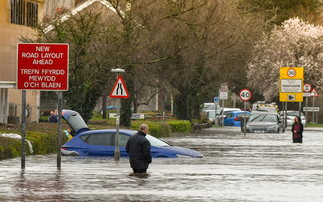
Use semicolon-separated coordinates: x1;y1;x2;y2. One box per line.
110;75;129;98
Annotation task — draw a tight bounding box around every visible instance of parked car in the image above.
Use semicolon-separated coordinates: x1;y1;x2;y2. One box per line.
205;110;218;124
223;111;251;127
61;110;203;158
279;110;306;126
245;112;285;133
202;103;221;114
218;108;242;125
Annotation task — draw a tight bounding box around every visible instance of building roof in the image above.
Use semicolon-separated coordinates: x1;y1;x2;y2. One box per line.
44;0;124;34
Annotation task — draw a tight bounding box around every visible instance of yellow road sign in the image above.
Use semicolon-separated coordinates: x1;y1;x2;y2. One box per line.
279;67;303;102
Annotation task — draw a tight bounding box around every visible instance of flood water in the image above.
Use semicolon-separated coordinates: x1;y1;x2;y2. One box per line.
1;127;323;201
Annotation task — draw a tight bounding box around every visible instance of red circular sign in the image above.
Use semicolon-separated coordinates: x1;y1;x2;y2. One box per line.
287;68;296;78
303;83;311;93
220;83;228;91
239;89;252;101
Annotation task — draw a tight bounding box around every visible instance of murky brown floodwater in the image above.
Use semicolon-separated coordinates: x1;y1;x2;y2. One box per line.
1;127;323;201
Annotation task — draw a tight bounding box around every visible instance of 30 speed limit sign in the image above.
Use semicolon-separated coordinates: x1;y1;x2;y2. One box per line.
239;89;252;101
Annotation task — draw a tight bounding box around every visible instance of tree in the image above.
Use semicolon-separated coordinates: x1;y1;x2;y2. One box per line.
238;0;323;25
247;18;323;101
37;8;117;123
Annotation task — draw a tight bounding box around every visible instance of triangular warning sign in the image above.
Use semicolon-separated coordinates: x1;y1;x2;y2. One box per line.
310;88;319;97
110;75;129;98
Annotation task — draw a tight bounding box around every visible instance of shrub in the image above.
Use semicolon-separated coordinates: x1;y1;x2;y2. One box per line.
0;131;68;160
167;120;191;133
131;121;171;138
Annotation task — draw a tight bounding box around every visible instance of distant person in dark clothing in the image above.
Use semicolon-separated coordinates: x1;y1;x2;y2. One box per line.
126;124;152;174
291;116;303;143
48;111;58;123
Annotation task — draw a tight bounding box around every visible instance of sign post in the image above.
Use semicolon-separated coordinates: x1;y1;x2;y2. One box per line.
110;68;128;161
310;88;319;125
303;83;311;127
219;83;228;127
214;97;219;126
17;43;69;169
239;89;252;137
280;67;303;128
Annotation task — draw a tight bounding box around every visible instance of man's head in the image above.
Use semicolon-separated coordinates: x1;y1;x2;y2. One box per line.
50;111;54;115
139;124;148;134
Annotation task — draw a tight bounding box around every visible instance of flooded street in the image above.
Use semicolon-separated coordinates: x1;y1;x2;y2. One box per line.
1;127;323;201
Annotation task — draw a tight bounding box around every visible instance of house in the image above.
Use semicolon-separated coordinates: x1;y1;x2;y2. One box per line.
0;0;46;124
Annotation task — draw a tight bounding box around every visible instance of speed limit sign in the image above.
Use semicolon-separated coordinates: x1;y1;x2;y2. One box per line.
287;68;296;78
239;89;252;101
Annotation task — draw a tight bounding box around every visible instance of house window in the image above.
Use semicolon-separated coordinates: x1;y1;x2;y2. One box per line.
11;0;38;28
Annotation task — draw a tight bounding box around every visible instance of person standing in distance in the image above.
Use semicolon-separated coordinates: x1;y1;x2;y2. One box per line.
291;116;303;143
126;124;152;174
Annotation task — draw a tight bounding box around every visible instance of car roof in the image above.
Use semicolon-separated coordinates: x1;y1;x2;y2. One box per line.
251;111;278;115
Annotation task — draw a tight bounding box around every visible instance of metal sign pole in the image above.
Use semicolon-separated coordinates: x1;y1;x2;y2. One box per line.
115;97;120;161
244;102;246;137
21;90;26;169
57;92;62;169
313;97;315;125
222;99;224;127
284;102;287;128
305;97;308;127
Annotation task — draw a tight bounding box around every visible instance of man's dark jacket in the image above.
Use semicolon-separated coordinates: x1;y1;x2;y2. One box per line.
48;115;58;123
126;130;152;169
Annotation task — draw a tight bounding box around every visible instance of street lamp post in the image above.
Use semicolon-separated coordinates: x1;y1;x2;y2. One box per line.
111;68;125;161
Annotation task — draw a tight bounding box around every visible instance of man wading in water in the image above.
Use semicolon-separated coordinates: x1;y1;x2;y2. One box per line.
126;124;152;174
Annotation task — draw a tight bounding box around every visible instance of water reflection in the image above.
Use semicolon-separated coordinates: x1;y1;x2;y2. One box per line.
1;127;323;201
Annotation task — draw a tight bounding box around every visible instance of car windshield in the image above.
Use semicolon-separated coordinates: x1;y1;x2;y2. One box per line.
287;112;304;116
249;114;277;122
146;134;169;147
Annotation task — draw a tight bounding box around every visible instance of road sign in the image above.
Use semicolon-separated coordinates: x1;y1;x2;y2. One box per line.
17;43;69;91
287;68;297;77
279;67;303;102
239;89;252;101
214;97;219;102
303;83;311;92
303;107;320;112
219;89;228;100
220;83;228;92
303;92;311;97
311;88;319;97
110;75;129;98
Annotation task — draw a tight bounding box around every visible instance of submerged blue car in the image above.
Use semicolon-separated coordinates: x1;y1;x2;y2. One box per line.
61;110;203;158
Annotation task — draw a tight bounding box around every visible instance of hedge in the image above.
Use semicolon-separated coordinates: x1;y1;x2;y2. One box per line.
167;120;191;133
131;121;171;138
0;131;68;161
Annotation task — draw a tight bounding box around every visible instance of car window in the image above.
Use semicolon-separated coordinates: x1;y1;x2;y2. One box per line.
226;113;233;118
237;113;250;118
287;112;304;116
119;134;130;147
85;133;113;146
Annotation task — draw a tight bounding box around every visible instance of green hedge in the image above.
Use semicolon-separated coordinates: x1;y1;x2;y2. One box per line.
167;120;191;133
0;131;68;160
131;121;171;138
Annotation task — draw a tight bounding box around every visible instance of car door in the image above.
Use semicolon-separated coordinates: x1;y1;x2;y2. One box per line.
224;113;234;126
108;133;131;157
82;133;114;156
